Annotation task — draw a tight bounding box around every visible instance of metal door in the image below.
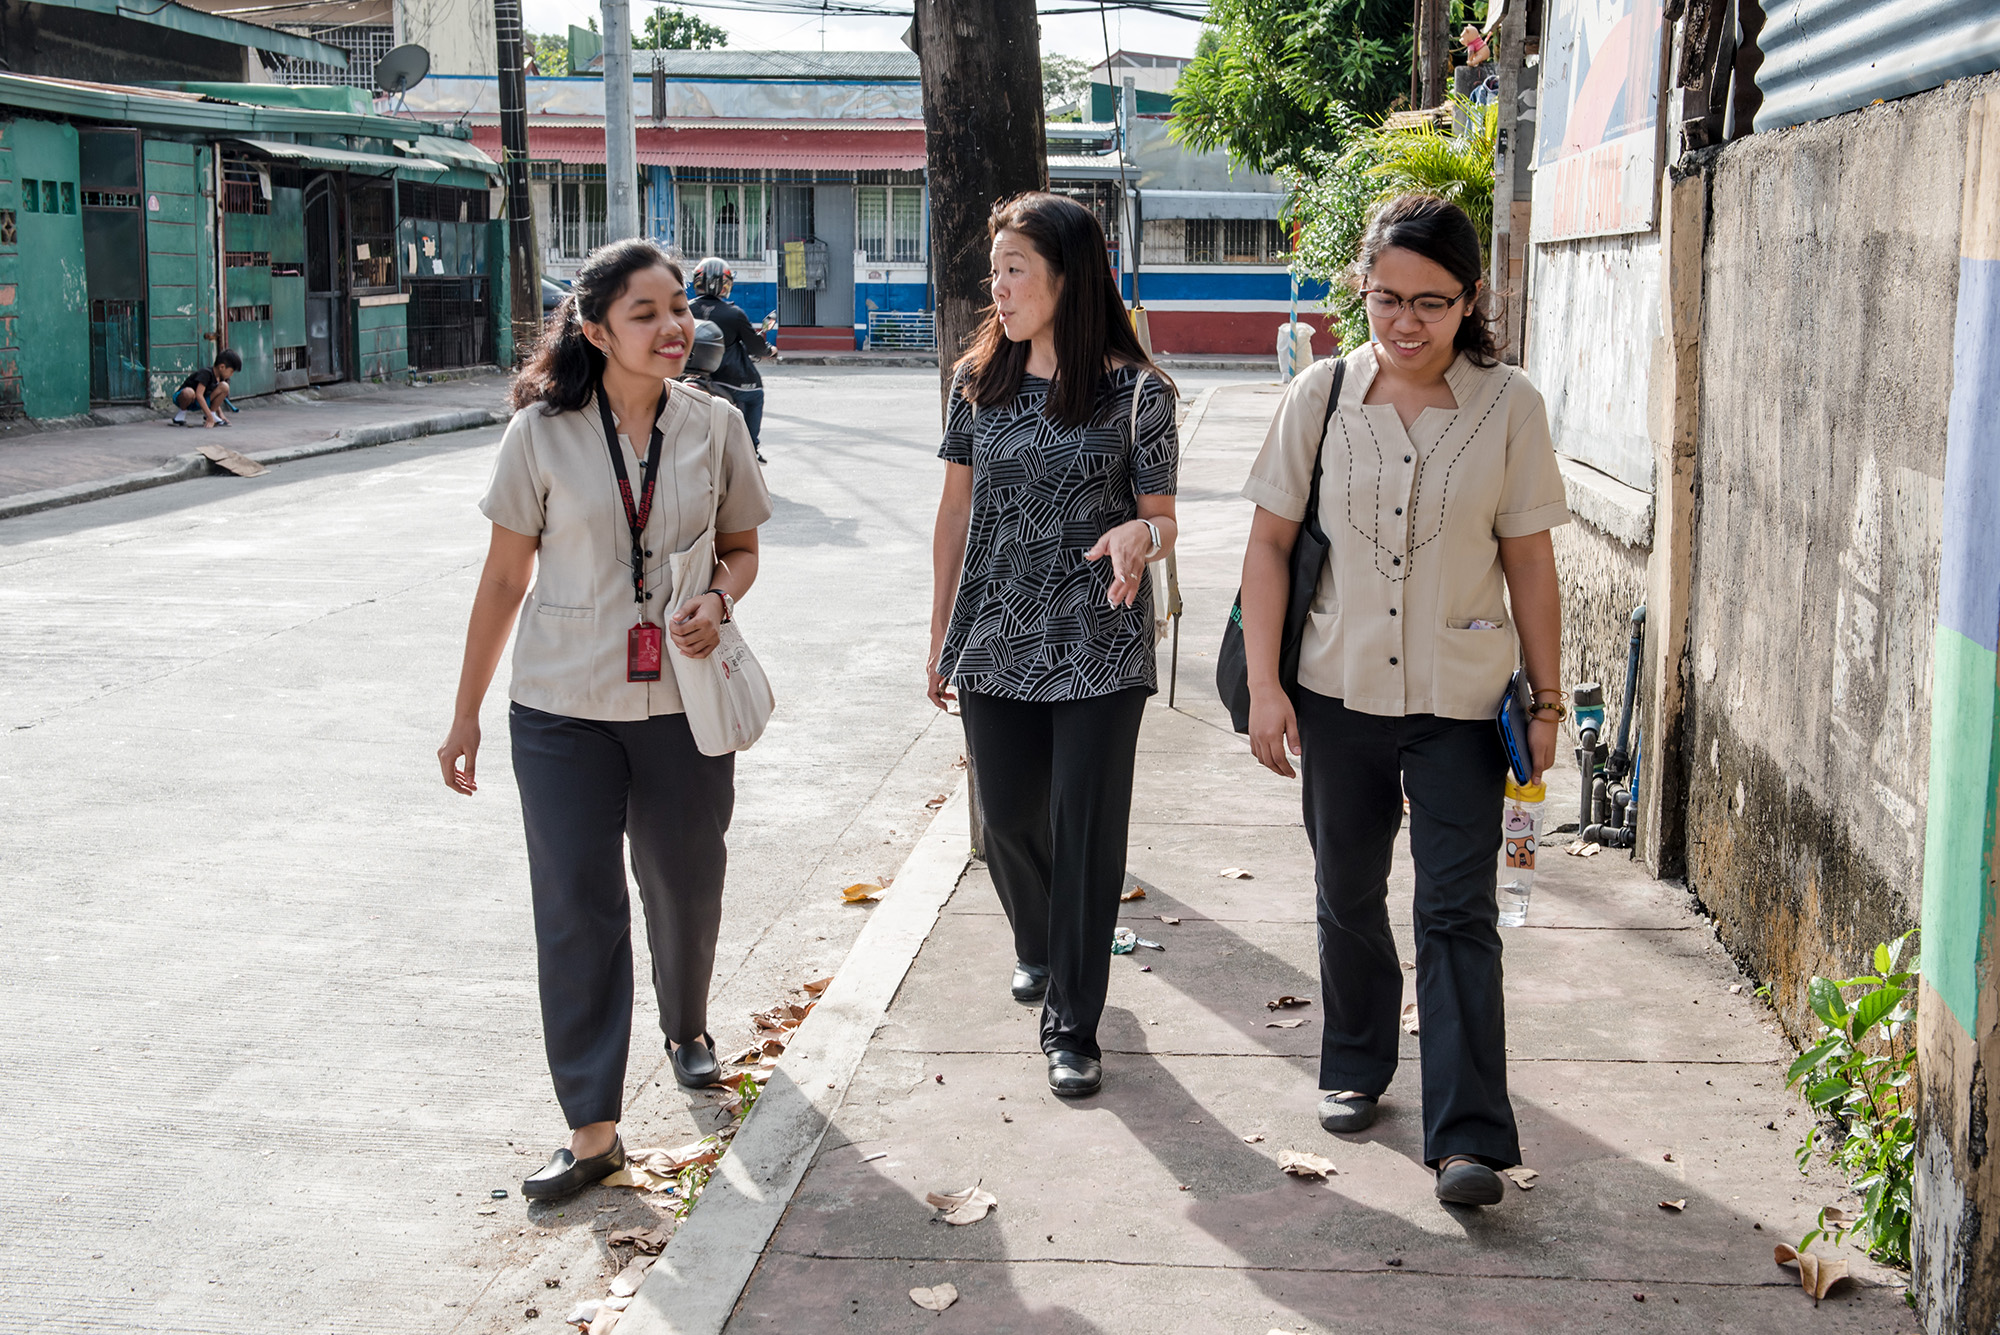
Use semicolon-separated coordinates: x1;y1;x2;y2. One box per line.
303;173;345;382
811;184;855;331
80;128;148;402
775;185;814;327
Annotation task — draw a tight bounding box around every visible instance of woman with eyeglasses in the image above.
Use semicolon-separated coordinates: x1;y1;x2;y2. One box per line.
1234;194;1569;1207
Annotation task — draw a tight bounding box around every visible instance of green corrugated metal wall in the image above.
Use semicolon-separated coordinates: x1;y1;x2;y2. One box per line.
9;119;89;419
354;298;407;380
487;220;512;368
223;196;274;398
144;140;217;405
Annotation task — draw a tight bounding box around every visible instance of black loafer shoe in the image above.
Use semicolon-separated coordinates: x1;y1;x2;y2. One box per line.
1011;962;1050;1004
1318;1091;1379;1133
1046;1050;1102;1098
670;1033;721;1088
522;1136;625;1202
1435;1156;1505;1206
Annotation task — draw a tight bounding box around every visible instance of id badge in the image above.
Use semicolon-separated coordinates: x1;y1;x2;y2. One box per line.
628;621;663;682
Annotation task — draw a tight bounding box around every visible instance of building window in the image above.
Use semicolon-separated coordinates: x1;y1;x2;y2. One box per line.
269;24;396;89
857;186;923;264
349;182;398;290
534;164;608;260
1141;217;1289;265
677;182;765;260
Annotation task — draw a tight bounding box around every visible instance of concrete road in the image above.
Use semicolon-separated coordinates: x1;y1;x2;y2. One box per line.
0;366;1265;1335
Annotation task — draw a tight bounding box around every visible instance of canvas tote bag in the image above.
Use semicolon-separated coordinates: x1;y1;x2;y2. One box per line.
667;392;776;755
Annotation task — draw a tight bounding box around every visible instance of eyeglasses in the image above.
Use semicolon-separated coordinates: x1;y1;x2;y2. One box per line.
1362;287;1470;323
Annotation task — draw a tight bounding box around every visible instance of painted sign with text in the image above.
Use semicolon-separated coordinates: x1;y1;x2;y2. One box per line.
1531;0;1665;242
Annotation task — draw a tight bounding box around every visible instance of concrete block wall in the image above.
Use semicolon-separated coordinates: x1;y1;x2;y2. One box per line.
1681;80;1990;1042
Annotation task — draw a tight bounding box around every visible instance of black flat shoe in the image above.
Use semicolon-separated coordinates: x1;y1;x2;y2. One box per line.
1318;1091;1379;1133
1435;1155;1506;1206
1011;962;1050;1004
670;1033;721;1088
522;1135;624;1201
1046;1050;1102;1098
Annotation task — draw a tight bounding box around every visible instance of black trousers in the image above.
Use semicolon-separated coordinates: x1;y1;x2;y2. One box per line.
959;686;1149;1060
1295;689;1520;1169
510;703;734;1129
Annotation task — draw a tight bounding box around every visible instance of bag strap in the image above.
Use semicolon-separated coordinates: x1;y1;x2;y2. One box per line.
1129;368;1150;442
704;387;729;534
1301;358;1346;545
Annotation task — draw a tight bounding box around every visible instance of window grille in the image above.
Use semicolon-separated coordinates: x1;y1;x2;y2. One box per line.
857;185;925;264
676;183;765;259
349;182;398;289
1140;217;1289;265
269;24;395;88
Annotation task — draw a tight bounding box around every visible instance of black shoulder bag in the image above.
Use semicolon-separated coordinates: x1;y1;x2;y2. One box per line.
1215;358;1346;733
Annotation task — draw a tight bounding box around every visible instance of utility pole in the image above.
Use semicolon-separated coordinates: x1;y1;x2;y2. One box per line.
914;0;1046;401
601;0;640;241
1489;0;1527;362
494;0;539;359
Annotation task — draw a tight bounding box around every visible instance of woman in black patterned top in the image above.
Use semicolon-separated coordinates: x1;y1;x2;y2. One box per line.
927;192;1179;1099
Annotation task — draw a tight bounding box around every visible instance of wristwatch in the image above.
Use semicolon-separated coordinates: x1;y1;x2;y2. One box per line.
1140;518;1162;560
706;588;734;623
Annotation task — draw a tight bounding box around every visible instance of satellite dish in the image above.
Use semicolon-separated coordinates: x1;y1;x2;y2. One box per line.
374;43;431;96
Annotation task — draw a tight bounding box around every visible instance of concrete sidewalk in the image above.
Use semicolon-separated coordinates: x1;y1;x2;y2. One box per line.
655;384;1912;1333
0;372;509;515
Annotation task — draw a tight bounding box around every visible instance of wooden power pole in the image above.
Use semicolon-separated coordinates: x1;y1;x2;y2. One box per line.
494;0;539;361
914;0;1047;397
1413;0;1451;108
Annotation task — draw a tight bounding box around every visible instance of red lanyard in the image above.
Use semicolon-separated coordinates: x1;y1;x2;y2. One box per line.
595;384;670;608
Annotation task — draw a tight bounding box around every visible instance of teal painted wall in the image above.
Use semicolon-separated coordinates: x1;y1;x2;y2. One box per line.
486;219;512;368
144;140;216;404
353;298;407;381
0;127;22;413
9;119;88;419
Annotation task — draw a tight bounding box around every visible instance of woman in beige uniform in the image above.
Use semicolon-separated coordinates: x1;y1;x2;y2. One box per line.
1236;195;1570;1207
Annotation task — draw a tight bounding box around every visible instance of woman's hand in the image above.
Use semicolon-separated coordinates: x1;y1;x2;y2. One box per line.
1528;715;1558;785
1248;690;1302;779
1085;519;1157;608
926;647;956;712
670;593;724;658
438;716;481;794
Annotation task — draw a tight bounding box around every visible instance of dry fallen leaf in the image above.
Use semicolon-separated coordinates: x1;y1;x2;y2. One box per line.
925;1185;998;1225
803;976;833;996
1157;914;1181;925
607;1257;653;1298
725;1044;761;1066
1774;1243;1850;1302
1120;884;1147;901
1266;1018;1308;1029
1822;1206;1858;1225
606;1225;671;1255
1660;1199;1687;1212
1279;1150;1338;1180
1400;1003;1420;1035
588;1306;622;1335
923;793;949;810
841;882;883;904
909;1284;959;1312
1242;1133;1265;1144
1566;841;1601;858
1503;1167;1538;1190
1219;867;1254;879
1266;995;1312;1011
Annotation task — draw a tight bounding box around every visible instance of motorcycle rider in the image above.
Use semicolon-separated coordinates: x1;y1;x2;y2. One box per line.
689;257;775;462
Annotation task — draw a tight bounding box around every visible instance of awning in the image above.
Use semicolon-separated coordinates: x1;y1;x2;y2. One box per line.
230;138;447;175
469;124;927;171
409;134;501;176
1141;189;1285;221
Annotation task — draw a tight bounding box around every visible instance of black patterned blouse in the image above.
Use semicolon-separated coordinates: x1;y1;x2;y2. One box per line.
937;365;1179;702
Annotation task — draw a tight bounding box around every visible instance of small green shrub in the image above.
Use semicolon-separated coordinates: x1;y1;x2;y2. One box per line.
1786;929;1918;1269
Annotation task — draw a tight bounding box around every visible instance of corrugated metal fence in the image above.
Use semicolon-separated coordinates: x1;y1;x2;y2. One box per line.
1755;0;2000;133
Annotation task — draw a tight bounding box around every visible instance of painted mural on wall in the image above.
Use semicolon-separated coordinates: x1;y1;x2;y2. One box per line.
1531;0;1664;241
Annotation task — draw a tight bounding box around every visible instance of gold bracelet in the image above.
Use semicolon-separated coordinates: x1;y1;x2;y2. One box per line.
1528;701;1567;723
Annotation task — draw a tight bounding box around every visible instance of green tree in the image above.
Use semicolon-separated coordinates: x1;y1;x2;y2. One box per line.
1041;53;1091;119
636;6;729;50
1171;0;1410;176
526;32;569;75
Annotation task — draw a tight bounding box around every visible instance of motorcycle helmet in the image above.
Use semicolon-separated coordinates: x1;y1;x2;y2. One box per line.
691;257;732;297
688;319;726;374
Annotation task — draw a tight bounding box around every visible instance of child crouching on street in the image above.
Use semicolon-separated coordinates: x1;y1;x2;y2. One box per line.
173;349;242;428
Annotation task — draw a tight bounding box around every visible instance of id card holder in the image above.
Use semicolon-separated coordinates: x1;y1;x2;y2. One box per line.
628;621;663;682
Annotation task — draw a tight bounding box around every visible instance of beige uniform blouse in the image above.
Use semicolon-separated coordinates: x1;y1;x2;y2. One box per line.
480;382;772;722
1241;343;1570;720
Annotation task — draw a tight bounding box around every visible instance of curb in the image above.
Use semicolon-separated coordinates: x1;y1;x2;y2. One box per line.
0;408;505;522
619;780;973;1335
770;352;939;368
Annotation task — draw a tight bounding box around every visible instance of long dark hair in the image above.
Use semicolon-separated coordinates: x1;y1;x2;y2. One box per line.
513;238;684;414
954;192;1171;430
1352;193;1500;367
